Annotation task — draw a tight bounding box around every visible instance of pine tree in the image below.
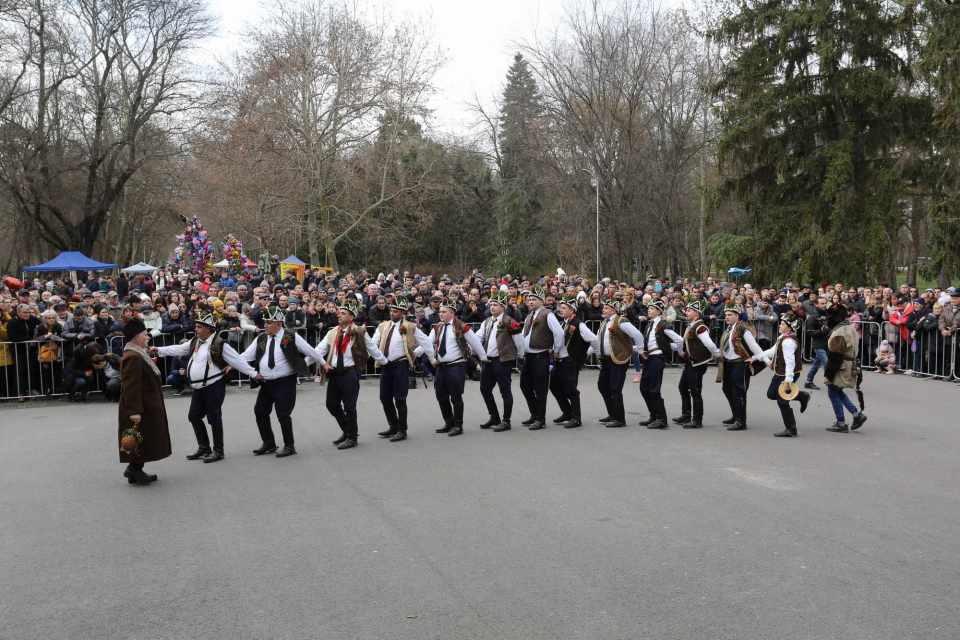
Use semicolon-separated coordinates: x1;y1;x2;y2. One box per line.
491;54;547;273
710;0;926;283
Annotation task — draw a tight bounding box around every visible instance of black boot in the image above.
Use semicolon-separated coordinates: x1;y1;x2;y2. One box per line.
606;400;626;428
647;399;668;429
851;412;867;430
187;421;212;459
638;396;657;426
378;421;398;438
436;401;454;433
391;407;408;441
721;398;737;425
775;412;797;437
798;391;810;414
338;415;358;449
253;442;278;455
480;396;500;428
552;412;571;424
673;393;691;424
203;422;225;462
521;396;538;425
683;399;704;428
727;404;747;431
826;421;849;433
599;396;615;423
124;463;158;485
494;401;512;431
449;404;464;436
332;413;350;445
529;399;548;430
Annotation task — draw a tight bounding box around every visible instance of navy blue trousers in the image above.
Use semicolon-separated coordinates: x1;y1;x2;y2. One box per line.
638;356;665;402
519;351;550;417
722;362;750;408
379;361;409;423
480;358;514;404
327;368;360;418
187;379;226;424
435;363;466;406
254;374;297;446
766;374;795;425
549;358;580;416
598;357;629;409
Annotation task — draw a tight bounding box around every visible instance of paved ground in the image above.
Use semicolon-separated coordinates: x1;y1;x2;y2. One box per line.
1;367;958;640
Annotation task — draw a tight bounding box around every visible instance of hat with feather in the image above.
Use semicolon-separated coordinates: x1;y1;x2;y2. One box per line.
780;310;802;334
389;296;409;311
338;298;362;317
488;290;510;306
559;293;579;310
194;310;219;329
439;296;459;311
262;306;286;323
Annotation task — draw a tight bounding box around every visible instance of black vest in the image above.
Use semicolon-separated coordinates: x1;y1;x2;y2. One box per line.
189;334;228;370
252;330;310;378
564;317;589;366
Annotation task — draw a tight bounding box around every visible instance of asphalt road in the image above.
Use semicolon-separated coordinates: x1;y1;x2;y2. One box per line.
2;367;958;640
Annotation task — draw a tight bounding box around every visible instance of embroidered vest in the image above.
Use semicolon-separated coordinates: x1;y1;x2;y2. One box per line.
523;308;554;350
683;319;713;367
375;320;417;367
325;324;369;375
772;334;802;376
483;316;518;361
599;316;633;365
643;318;674;355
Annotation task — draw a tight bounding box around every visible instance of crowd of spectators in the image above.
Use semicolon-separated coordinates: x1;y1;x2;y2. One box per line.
2;266;959;402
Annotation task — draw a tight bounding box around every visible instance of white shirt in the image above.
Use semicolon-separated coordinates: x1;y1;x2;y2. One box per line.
315;324;388;369
238;331;327;380
522;306;565;353
641;316;682;356
371;320;432;362
593;316;644;357
556;317;600;359
158;336;257;389
432;320;487;363
721;322;764;360
760;334;798;383
477;313;524;359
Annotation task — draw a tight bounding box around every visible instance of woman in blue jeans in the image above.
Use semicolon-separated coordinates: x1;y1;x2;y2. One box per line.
823;304;867;433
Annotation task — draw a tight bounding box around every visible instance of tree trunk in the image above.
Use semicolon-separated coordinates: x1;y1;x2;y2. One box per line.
907;190;922;285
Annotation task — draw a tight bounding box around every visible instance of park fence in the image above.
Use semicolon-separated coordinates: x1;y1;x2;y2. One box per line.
2;315;958;401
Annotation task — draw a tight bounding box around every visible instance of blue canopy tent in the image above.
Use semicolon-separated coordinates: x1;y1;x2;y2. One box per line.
23;251;118;272
280;254;306;266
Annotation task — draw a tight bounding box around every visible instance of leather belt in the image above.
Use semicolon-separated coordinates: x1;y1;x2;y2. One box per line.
525;351;549;358
386;358;407;365
437;360;465;368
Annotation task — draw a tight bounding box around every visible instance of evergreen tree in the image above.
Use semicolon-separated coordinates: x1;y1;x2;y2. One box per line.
710;0;924;283
491;54;547;274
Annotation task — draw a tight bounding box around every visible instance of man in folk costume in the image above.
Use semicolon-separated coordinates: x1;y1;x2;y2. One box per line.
519;285;565;430
758;311;811;437
594;298;644;428
370;297;432;442
716;302;765;431
239;306;325;458
316;298;388;449
550;294;600;429
823;304;868;433
151;310;257;462
637;299;683;429
673;299;720;429
431;297;487;437
475;291;524;432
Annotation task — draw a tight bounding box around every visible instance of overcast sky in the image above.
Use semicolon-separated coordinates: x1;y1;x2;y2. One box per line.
202;0;586;137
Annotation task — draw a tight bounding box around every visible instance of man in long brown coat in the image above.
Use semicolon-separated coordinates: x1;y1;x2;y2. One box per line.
118;319;171;484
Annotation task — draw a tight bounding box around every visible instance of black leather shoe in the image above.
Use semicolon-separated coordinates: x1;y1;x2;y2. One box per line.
646;418;668;429
826;422;849;433
726;424;747;431
799;392;810;414
552;413;570;424
448;426;463;437
605;420;626;428
336;439;356;450
851;413;867;430
186;446;212;460
493;421;511;432
721;416;737;425
389;431;407;442
521;416;538;426
774;429;795;437
378;428;397;438
638;417;657;426
435;423;453;433
804;381;820;390
332;434;348;445
598;415;615;423
682;420;703;429
202;448;224;463
672;415;690;425
252;443;278;455
479;416;499;429
276;446;297;457
127;472;158;485
562;418;582;428
528;421;546;430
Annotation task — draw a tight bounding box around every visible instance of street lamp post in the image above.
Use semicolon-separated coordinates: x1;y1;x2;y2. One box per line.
582;169;600;282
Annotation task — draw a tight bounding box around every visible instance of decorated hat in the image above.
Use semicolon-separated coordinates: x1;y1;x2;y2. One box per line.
439;297;459;310
685;299;705;315
122;318;147;340
194;310;219;329
602;297;624;314
488;290;509;306
527;285;547;301
559;293;579;310
780;310;802;334
389;296;409;311
647;299;665;312
338;298;361;317
262;306;287;323
724;302;744;315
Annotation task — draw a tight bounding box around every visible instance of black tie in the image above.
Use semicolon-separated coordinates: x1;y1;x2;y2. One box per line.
336;329;344;372
268;336;276;369
385;323;396;357
438;324;447;357
600;321;606;357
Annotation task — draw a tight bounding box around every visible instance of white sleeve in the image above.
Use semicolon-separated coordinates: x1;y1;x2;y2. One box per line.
295;332;326;367
222;343;258;377
464;326;487;361
759;344;777;363
513;333;525;358
363;332;388;365
620;321;644;346
743;330;765;357
546;312;565;351
413;328;433;359
664;328;683;351
697;329;721;357
156;342;191;358
579;323;601;354
783;339;797;383
315;330;332;359
238;339;259;361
